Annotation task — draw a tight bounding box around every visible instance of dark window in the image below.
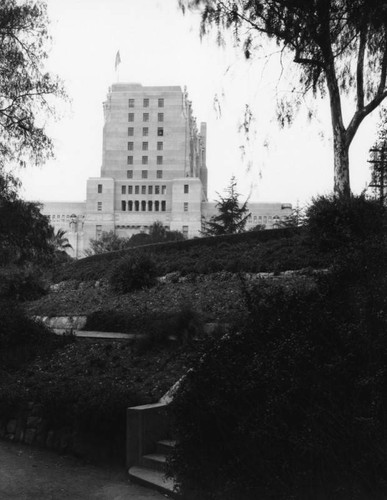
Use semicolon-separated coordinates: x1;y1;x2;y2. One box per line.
143;127;148;136
141;201;146;211
128;99;135;108
143;98;149;107
158;113;164;122
143;113;149;122
155;185;160;194
121;185;126;194
142;142;148;151
157;156;163;165
184;202;188;212
135;201;139;211
127;170;133;179
121;200;126;211
98;184;102;193
148;201;153;211
128;142;134;151
128;200;133;211
135;185;139;194
128;185;133;194
128;127;134;136
128;113;134;122
127;156;133;165
142;156;148;165
184;184;189;194
157;127;163;136
142;170;148;179
148;185;153;195
157;170;163;179
155;201;160;212
158;98;164;107
161;200;166;211
157;141;163;151
141;185;146;194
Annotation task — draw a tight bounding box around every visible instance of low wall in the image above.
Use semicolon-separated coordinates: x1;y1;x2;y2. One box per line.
0;401;124;463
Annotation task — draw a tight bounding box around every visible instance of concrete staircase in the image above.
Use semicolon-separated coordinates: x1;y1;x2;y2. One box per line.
128;438;179;497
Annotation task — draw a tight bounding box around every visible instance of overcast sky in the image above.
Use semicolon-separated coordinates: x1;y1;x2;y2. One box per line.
18;0;381;207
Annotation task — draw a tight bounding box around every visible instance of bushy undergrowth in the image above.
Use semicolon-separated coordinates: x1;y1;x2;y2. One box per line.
169;237;387;499
0;302;68;370
0;265;47;301
305;193;386;250
53;228;324;283
109;252;157;293
0;339;195;462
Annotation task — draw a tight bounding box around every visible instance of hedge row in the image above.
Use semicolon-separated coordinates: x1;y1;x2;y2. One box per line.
54;228;312;283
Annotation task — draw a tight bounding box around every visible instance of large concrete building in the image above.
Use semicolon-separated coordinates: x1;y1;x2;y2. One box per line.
42;83;292;258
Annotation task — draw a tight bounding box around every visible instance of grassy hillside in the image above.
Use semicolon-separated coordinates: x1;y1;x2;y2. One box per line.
52;228;327;283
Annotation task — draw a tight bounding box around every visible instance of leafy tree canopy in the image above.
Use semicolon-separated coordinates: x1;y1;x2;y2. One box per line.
0;0;65;172
0;196;54;265
181;0;387;196
85;223;185;256
202;176;250;235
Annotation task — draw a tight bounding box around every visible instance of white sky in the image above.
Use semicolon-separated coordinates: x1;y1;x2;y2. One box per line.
18;0;381;207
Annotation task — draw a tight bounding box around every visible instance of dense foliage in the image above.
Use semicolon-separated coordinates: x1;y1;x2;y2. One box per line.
0;302;66;370
85;222;184;255
0;0;65;170
0;195;54;265
109;252;158;293
305;193;387;250
169;237;387;498
0;265;48;301
54;228;308;282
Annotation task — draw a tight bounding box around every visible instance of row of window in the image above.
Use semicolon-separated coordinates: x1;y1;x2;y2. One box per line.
122;185;167;195
128;127;164;137
127;156;163;165
128;113;164;122
98;182;190;194
247;214;281;223
128;141;163;151
127;169;163;179
128;98;164;108
121;200;167;212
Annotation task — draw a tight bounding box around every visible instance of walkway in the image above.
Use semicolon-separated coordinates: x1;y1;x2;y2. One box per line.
0;440;165;499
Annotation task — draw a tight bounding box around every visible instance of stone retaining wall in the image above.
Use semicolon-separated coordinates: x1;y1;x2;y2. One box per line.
0;401;123;462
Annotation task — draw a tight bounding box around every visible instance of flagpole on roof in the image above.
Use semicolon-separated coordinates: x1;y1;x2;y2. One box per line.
115;50;121;82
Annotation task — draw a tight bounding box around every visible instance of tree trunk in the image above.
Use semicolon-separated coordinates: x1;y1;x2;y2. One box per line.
332;125;350;197
325;58;351;197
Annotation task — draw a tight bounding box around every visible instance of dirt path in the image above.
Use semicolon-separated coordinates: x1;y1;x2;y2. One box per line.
0;440;165;499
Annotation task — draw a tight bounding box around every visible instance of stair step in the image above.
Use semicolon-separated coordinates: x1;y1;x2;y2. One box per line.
141;453;167;472
157;439;177;454
128;465;179;497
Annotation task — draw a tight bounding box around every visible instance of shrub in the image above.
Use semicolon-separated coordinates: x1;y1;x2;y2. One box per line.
0;265;47;301
305;193;387;251
109;252;157;293
0;302;68;370
168;240;387;499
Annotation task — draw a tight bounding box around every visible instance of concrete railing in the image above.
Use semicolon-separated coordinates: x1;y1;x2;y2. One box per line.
126;401;169;468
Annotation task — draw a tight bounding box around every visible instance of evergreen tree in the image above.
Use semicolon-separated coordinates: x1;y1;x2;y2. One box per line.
202;177;250;235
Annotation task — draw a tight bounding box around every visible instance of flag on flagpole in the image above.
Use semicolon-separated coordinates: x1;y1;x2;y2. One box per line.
115;50;121;71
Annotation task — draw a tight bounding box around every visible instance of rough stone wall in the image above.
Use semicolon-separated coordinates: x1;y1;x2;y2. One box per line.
0;402;123;462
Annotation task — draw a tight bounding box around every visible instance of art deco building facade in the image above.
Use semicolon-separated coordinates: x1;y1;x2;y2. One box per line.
42;83;292;258
85;83;208;244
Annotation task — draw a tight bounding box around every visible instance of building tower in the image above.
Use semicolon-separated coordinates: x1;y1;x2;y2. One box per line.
83;83;208;244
